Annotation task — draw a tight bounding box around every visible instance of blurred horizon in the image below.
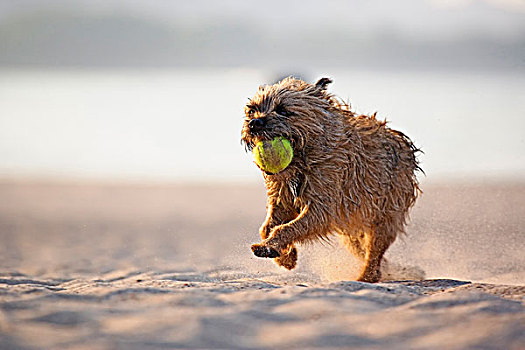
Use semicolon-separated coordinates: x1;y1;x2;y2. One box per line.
0;0;524;184
0;0;524;71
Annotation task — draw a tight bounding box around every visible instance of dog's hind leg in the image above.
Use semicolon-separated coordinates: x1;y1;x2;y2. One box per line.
357;223;397;283
340;232;366;262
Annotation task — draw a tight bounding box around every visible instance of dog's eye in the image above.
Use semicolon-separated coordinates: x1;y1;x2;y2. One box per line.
275;105;292;117
247;109;255;116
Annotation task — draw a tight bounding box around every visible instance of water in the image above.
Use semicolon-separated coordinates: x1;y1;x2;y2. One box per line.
1;68;524;182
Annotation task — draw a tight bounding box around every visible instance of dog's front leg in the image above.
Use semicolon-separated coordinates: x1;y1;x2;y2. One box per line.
252;204;320;259
255;201;299;269
259;201;291;240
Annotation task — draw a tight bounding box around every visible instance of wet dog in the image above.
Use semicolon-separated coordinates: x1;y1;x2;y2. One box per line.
241;77;422;282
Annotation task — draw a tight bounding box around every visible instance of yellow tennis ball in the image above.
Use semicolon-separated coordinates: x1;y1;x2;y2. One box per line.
253;137;293;174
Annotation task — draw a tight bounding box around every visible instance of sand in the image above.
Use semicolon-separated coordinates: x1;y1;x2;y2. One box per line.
0;180;524;349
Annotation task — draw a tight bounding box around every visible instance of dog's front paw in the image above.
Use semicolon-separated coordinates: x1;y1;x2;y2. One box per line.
275;246;297;270
251;243;281;258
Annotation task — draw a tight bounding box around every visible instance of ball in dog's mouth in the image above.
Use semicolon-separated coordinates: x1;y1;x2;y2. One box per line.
252;137;293;174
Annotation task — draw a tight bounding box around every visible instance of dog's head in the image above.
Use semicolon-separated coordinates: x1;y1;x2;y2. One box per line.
241;77;335;153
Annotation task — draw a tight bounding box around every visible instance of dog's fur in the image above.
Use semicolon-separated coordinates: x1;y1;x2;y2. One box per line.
241;77;422;282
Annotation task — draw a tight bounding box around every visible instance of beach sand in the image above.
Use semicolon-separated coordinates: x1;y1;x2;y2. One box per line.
0;180;523;349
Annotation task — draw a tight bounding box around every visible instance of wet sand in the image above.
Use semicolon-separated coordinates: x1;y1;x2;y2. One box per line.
0;180;524;349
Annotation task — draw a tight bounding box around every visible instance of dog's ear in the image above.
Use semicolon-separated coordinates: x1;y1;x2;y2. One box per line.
315;77;332;91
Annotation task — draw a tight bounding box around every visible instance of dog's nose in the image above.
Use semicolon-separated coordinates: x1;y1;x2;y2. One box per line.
248;118;266;131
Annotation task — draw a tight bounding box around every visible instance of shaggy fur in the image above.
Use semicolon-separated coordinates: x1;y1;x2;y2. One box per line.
241;77;422;282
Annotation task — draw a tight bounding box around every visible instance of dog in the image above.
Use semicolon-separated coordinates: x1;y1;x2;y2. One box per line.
241;77;422;282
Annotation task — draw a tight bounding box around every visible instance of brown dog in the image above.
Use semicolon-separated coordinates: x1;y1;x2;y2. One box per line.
241;77;422;282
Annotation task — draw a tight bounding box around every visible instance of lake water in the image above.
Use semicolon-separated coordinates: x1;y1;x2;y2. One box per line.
0;68;524;182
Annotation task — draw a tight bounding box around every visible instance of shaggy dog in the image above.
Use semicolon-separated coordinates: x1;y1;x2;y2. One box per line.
241;77;422;282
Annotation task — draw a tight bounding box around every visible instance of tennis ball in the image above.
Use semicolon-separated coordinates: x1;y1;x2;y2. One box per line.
253;137;293;174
